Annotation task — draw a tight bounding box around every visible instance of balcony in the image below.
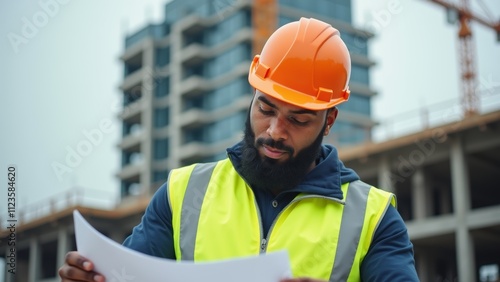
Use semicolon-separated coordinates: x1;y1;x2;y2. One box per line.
179;14;210;34
349;82;377;97
179;134;241;162
125;23;168;49
119;99;143;122
181;43;210;66
180;108;211;128
121;68;147;91
117;162;142;181
180;75;211;97
351;53;376;67
119;131;142;152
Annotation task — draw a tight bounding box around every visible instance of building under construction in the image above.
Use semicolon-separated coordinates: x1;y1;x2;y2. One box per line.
2;107;499;282
1;0;500;281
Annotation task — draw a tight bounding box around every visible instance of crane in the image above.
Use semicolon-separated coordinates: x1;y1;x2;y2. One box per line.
252;0;277;55
427;0;500;117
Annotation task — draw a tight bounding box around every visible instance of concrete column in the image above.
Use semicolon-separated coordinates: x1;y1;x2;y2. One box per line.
378;156;394;193
57;227;69;273
142;40;155;196
450;137;475;282
28;238;39;282
169;23;183;169
412;168;427;220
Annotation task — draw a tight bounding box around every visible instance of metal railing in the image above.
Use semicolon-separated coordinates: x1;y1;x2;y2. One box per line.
334;86;500;147
0;188;118;230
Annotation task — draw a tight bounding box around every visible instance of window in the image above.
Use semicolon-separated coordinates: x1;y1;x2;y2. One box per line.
337;94;371;116
123;85;142;106
154;138;169;160
153;170;169;183
154;108;170;128
155;77;170;97
205;11;250;46
122;152;142;166
121;180;141;197
205;44;248;78
279;15;296;27
184;64;204;79
156;47;170;67
333;121;368;145
184;33;204;47
183;96;205;111
184;128;204;143
205;77;247;110
206;111;245;142
279;0;352;23
351;64;370;84
341;32;368;56
123;121;142;136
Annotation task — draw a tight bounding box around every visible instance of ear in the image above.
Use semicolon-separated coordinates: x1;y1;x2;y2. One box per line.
327;107;338;126
324;107;338;136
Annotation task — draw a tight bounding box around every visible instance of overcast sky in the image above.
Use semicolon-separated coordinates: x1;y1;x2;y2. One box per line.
0;0;499;214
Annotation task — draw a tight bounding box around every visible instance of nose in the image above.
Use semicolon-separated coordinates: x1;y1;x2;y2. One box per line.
266;116;288;141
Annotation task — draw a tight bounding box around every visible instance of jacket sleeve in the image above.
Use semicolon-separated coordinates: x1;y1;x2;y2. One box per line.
360;205;419;281
122;182;176;259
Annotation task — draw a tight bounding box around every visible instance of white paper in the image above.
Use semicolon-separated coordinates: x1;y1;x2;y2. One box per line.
73;210;292;282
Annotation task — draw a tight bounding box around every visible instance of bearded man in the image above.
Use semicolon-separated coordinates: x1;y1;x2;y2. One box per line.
59;18;418;282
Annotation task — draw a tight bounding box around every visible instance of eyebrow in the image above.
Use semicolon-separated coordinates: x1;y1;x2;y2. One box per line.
258;96;317;116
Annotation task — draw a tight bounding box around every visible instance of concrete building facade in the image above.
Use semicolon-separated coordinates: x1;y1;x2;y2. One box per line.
340;110;500;282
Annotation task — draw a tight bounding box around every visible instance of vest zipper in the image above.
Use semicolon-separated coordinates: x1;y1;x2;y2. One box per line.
261;238;267;252
254;195;266;254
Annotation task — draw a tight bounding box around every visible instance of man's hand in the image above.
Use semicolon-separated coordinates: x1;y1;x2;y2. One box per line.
58;251;105;282
281;278;327;282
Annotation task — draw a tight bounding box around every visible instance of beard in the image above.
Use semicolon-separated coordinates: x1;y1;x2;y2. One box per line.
239;112;326;193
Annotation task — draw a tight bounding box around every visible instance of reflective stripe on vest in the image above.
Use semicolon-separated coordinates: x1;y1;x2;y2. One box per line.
179;162;217;260
168;159;396;281
330;180;369;282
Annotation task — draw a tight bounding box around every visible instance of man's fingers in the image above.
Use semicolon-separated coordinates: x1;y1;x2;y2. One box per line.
60;251;105;282
58;264;105;282
65;251;93;271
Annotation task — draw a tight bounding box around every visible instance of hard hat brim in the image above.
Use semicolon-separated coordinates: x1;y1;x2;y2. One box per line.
248;58;348;111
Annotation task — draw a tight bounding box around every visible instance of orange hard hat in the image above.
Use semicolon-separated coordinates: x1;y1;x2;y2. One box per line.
248;17;351;111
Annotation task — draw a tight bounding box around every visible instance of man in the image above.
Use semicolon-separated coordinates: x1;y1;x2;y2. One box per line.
60;17;419;281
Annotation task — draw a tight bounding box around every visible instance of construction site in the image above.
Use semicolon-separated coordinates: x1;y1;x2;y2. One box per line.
1;0;499;281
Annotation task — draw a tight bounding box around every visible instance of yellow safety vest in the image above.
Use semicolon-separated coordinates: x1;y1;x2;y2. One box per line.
168;159;396;281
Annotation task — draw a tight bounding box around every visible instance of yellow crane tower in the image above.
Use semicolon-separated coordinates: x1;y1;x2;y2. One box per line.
427;0;500;117
252;0;277;55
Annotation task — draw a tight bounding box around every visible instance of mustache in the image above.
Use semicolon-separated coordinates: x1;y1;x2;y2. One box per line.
255;137;294;155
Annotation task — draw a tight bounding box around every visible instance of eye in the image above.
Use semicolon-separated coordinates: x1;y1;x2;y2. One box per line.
289;116;309;126
258;105;274;116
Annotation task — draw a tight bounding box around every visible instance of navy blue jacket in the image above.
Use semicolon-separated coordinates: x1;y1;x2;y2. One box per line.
123;142;419;281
